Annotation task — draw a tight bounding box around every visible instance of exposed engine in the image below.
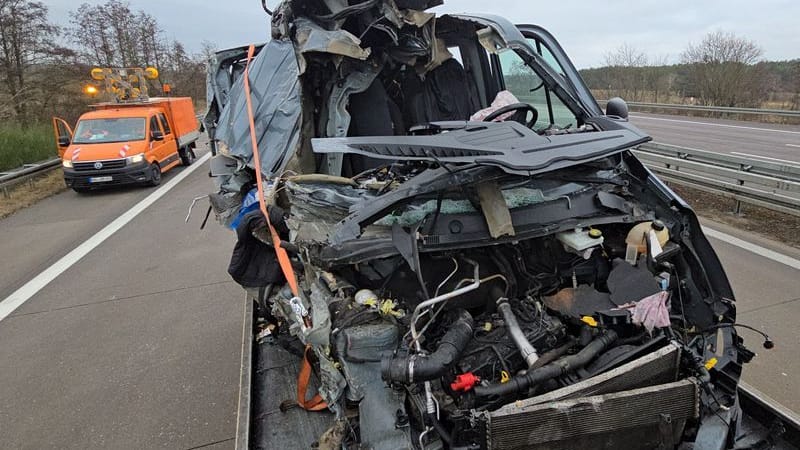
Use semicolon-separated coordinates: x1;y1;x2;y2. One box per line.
249;158;749;450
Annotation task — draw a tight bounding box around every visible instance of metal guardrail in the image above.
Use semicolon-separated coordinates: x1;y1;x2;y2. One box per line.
598;100;800;118
0;158;61;198
635;142;800;216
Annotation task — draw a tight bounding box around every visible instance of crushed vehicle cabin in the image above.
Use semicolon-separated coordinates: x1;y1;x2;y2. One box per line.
203;1;784;449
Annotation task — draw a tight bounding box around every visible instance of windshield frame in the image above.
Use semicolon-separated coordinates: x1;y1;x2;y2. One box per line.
72;117;147;145
450;14;591;124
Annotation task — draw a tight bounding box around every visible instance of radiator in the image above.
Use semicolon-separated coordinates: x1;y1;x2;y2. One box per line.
485;344;698;450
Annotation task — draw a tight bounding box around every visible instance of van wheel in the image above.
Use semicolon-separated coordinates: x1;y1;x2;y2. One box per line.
180;146;195;166
73;186;89;194
147;163;162;186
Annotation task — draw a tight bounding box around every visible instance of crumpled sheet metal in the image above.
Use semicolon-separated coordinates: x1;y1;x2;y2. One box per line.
214;39;301;178
294;17;372;62
285;180;377;242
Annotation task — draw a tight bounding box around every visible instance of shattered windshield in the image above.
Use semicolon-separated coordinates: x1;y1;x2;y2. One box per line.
73;118;146;144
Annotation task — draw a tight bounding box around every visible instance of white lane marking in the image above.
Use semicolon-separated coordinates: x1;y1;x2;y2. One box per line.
0;152;212;322
703;227;800;271
730;151;800;165
630;114;800;135
786;143;800;148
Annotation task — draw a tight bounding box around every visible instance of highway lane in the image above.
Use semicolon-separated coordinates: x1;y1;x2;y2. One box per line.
700;220;800;413
0;182;160;301
628;111;800;409
629;112;800;163
0;145;243;449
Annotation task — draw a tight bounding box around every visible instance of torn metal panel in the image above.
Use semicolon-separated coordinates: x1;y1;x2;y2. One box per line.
214;39;302;178
477;181;515;238
322;62;382;175
400;9;434;26
294;17;372;62
203;44;264;148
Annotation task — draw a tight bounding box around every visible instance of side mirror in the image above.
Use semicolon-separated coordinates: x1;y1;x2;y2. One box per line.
151;130;164;141
605;97;629;120
58;136;70;146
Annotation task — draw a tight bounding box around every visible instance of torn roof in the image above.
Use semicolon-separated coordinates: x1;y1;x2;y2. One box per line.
208;0;612;178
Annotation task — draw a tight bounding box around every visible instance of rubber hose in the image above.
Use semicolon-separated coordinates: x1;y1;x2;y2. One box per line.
382;309;474;383
474;330;618;398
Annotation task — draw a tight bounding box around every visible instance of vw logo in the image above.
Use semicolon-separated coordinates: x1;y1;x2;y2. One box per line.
94;162;103;169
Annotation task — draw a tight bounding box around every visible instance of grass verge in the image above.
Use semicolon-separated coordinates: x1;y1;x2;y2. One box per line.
0;124;57;172
0;170;67;219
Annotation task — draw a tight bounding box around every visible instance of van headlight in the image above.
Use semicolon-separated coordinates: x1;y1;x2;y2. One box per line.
127;153;145;164
62;159;73;168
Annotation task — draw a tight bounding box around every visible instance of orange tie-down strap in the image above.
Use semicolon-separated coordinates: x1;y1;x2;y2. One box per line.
297;345;328;411
242;46;325;412
242;43;300;297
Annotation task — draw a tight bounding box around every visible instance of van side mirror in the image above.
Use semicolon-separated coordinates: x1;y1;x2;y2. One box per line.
605;97;629;119
151;130;164;141
58;136;70;146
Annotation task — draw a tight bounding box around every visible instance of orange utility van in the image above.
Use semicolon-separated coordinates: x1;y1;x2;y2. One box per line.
52;97;200;192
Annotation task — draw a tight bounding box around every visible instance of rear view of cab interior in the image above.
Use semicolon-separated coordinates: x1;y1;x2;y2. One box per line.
203;1;781;449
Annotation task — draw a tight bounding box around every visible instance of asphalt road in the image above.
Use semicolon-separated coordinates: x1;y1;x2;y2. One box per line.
629;112;800;411
0;143;243;449
630;112;800;163
699;221;800;413
0;118;799;449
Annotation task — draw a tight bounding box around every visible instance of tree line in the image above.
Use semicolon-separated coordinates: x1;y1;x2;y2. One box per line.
0;0;213;126
579;31;800;110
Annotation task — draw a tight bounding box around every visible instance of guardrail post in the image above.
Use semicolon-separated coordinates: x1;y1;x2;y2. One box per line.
734;199;743;215
733;165;748;215
2;186;8;199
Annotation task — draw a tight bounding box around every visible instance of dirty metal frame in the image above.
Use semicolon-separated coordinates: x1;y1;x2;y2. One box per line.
0;158;61;198
634;142;800;217
234;292;255;448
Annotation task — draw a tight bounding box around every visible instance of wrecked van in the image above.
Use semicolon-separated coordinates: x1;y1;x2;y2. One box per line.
204;1;795;449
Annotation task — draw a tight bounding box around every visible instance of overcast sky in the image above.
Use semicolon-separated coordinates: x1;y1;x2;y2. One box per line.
47;0;799;68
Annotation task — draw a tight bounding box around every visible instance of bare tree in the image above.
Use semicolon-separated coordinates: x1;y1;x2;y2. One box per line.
161;40;203;101
644;54;670;103
198;40;218;64
681;31;763;106
602;44;648;101
69;1;167;69
0;0;59;122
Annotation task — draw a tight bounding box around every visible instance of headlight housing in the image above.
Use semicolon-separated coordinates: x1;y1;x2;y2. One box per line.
62;159;73;168
126;153;145;164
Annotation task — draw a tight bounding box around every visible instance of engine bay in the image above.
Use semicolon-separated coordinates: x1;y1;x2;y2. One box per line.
249;156;752;450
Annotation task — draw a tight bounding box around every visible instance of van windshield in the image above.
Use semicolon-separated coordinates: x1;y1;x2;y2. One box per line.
73;118;146;144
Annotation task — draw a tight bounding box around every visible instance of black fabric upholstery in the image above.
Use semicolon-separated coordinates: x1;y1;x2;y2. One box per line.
343;78;402;176
403;58;476;127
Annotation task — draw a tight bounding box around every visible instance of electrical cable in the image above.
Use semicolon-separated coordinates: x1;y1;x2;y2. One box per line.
699;323;774;349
